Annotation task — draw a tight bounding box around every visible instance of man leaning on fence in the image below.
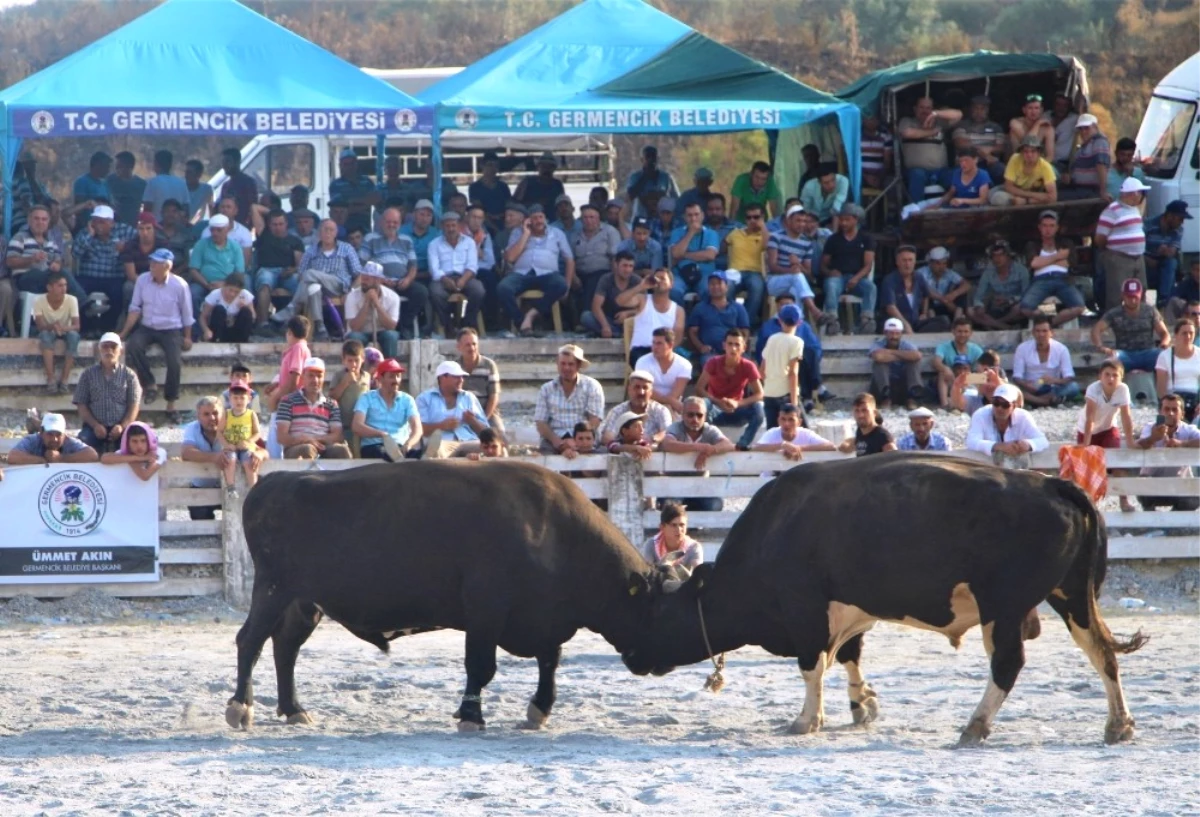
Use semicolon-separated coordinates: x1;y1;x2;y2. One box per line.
535;344;605;455
275;357;352;460
6;412;98;466
658;396;736;512
1134;393;1200;513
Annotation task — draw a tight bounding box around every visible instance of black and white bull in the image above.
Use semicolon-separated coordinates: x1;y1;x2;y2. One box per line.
227;460;659;732
622;454;1147;745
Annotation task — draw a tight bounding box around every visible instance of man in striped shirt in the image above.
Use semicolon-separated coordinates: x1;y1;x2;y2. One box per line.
1095;177;1150;310
1062;114;1111;201
860;113;893;189
765;205;824;327
275;357;352;460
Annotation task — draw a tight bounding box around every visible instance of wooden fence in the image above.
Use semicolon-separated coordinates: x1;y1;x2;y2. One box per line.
0;447;1195;603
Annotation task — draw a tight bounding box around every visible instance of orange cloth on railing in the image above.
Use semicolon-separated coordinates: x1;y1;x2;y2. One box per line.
1058;445;1108;503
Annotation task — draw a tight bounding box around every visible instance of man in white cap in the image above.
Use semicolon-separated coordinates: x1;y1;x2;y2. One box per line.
1095;176;1151;310
416;359;488;458
72;331;142;454
187;212;245;319
535;344;605;455
428;210;485;337
345;260;401;358
362;206;428;338
6;412;98;465
766;203;824;327
121;247;194;425
896;406;950;451
598;369;671;446
917;246;970;322
1060;113;1111;201
868;317;924;409
966;382;1048;459
275;357;351;460
73;203;134;332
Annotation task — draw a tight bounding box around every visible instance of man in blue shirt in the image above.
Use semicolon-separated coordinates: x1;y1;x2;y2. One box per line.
617;217;663;273
353;358;422;461
106;152;147;227
675;167;714;217
799;164;850;226
686;271;749;363
468;151;512;233
1144;199;1191;308
499;204;574;334
329;147;380;234
72;151;112;230
626;145;679;220
704;194;740;272
417;360;489;458
669;201;719;302
401;200;442;279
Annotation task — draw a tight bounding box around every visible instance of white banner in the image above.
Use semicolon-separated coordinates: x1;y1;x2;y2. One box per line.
0;464;160;583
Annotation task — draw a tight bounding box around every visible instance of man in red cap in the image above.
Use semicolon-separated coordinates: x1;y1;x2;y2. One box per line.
351;358;422;462
1090;277;1170;373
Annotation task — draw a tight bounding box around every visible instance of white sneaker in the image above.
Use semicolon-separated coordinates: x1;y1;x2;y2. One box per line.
381;434;404;463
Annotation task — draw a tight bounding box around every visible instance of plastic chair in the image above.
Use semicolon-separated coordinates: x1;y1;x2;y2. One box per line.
516;289;563;333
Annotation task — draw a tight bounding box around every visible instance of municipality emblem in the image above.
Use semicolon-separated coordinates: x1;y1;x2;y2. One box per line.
455;107;479;130
30;110;55;136
394;109;417;133
39;471;106;537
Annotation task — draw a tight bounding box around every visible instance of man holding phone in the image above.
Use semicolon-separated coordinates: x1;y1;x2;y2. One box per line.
1134;393;1200;512
932;317;984;409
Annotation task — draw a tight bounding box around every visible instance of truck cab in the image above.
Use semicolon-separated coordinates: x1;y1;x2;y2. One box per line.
1136;52;1200;254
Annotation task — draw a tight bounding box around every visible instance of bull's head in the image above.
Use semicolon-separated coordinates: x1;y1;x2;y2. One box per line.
621;564;715;677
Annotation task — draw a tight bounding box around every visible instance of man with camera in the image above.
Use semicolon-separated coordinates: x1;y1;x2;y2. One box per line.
1134;392;1200;512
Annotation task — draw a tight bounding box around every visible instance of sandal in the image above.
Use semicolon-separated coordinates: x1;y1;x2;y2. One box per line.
144;387;160;405
166;410;182;425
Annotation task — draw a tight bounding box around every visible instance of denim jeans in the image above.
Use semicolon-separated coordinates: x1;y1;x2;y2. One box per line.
766;273;815;309
734;271;766;326
1117;348;1162;373
1146;254;1179;305
906;167;952;204
821;274;877;315
347;330;399;359
706;399;765;448
15;267;88;301
254;266;298;295
1018;274;1086;312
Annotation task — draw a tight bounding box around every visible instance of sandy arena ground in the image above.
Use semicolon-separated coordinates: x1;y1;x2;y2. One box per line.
0;608;1195;816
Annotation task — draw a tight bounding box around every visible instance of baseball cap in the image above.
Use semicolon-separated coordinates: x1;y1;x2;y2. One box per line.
607;197;625;210
952;355;971;368
137;212;157;226
91;205;114;220
554;193;573;206
339;147;357;160
1120;176;1151;194
694;167;714;180
993;383;1020;404
778;304;802;326
413;199;434;212
505;201;528;216
1166;200;1194;219
440;211;461;222
708;270;730;284
928;246;950;262
208;213;231;229
361;260;385;278
1039;209;1059;222
41;413;67;434
908;406;935;419
149;248;174;264
785;204;805;218
527;204;545;216
435;360;468;378
301;357;326;373
631;216;651;231
1122;278;1144;297
1020;134;1043;149
658;198;676;213
228;381;251;393
376;358;405;375
840;202;864;220
98;331;123;347
628;369;654;383
883;317;905;333
615;411;646;430
1075;113;1099;128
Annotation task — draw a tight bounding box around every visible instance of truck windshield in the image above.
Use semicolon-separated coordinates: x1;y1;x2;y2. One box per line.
1136;95;1196;179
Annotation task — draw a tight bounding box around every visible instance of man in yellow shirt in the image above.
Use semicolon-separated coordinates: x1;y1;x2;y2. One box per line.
721;202;767;326
33;270;81;393
990;134;1058;207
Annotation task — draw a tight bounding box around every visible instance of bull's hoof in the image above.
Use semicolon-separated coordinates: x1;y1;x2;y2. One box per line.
520;702;550;730
225;699;253;730
1021;611;1042;641
283;711;314;726
957;719;990;747
788;714;822;735
1105;717;1135;744
457;720;485;734
851;695;880;725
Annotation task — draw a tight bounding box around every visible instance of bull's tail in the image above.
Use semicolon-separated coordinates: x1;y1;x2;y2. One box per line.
1056;479;1149;655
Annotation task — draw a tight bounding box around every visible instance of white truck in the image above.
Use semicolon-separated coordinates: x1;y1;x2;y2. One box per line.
1136;52;1200;253
204;67;615;217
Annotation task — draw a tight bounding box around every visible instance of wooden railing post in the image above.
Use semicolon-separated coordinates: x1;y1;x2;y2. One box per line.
606;454;645;547
221;480;254;610
408;338;441;396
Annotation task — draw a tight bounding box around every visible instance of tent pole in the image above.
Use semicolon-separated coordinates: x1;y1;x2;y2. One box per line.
2;134;20;240
431;128;444;214
375;132;386;184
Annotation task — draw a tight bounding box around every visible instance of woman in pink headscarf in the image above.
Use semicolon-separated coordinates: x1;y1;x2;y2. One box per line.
99;421;166;481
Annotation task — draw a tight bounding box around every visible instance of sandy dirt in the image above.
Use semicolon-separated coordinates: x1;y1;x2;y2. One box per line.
0;611;1196;817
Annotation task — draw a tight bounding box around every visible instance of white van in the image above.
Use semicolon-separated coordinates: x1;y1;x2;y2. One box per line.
1136;52;1200;253
204;67;616;218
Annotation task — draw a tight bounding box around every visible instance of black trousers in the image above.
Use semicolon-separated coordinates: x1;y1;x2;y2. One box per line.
210;305;254;343
125;325;184;401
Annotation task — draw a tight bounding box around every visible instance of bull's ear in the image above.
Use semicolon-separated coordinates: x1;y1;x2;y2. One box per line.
691;563;716;592
627;571;652;597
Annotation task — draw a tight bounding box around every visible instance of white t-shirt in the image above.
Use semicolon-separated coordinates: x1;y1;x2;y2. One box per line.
344;285;401;327
761;331;804;398
1156;346;1200;395
756;426;829;447
635;352;692;399
202;220;254;249
1075;380;1131;434
203;287;253;317
1012;339;1075;383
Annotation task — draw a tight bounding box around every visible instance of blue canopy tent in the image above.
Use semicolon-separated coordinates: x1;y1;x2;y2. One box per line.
420;0;860;210
0;0;432;236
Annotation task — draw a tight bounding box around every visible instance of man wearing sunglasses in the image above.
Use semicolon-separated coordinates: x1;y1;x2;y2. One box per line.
1008;93;1056;161
965;382;1048;458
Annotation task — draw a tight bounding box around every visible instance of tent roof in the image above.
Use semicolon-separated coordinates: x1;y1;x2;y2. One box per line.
0;0;428;140
836;51;1069;115
421;0;854;137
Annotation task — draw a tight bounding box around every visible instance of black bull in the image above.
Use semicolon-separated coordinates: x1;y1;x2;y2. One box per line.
228;460;658;731
622;454;1148;745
